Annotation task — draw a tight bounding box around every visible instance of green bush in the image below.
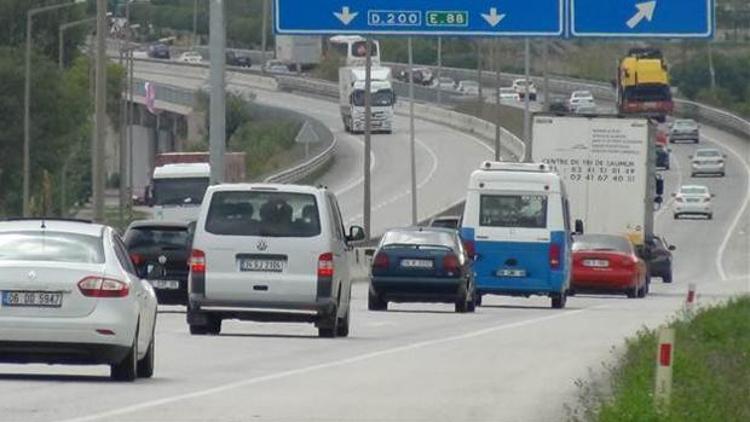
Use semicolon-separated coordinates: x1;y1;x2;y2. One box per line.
228;120;301;180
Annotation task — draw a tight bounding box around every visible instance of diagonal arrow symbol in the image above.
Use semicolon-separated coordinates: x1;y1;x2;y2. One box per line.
481;7;507;27
334;6;359;26
626;1;657;29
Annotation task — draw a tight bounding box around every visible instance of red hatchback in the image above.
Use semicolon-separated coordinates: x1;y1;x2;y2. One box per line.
571;234;648;298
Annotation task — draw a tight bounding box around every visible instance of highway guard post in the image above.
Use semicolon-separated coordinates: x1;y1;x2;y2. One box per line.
654;327;675;409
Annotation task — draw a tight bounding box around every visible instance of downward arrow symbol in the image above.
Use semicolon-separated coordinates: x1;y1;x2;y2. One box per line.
334;6;359;26
626;1;657;29
481;8;506;27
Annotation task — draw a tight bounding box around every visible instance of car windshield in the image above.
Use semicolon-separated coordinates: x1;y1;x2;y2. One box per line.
680;186;708;195
479;194;548;228
573;235;632;253
572;91;592;98
206;191;321;237
696;150;720;157
430;218;460;229
381;230;457;250
152;177;210;206
0;231;104;263
124;227;189;250
623;85;671;102
673;120;697;129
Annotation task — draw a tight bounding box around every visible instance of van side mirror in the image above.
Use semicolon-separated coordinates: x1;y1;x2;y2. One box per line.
668;245;676;251
347;225;366;242
574;219;584;235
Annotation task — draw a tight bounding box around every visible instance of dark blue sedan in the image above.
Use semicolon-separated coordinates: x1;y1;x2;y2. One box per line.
368;227;476;313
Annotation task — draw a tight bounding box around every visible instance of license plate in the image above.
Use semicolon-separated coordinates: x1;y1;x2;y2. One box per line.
150;280;180;290
401;259;433;269
497;269;526;277
583;259;609;268
240;259;285;272
687;198;701;203
2;291;63;308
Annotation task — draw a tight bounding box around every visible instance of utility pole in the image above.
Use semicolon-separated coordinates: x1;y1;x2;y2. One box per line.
523;38;531;161
193;0;199;48
261;0;269;65
59;18;96;70
363;38;373;240
408;37;417;225
209;0;226;185
436;37;442;105
476;41;483;111
494;40;502;161
543;40;550;111
93;0;107;223
708;42;717;92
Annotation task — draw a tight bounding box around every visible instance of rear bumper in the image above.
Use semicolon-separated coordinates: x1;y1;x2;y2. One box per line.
674;204;711;214
572;271;638;290
370;277;466;303
189;296;337;323
670;133;699;142
691;164;724;174
475;275;567;297
0;341;130;365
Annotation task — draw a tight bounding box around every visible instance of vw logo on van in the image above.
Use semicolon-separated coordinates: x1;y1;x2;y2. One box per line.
27;270;37;281
256;240;268;251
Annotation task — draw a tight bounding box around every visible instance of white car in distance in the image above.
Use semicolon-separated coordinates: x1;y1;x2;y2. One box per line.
498;87;521;102
457;80;480;96
690;148;726;177
434;76;457;91
672;185;714;220
568;90;595;111
512;78;537;100
0;219;158;381
177;51;203;64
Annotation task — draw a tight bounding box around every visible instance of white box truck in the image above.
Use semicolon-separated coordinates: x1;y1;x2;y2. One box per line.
275;35;322;70
531;114;658;250
339;66;395;134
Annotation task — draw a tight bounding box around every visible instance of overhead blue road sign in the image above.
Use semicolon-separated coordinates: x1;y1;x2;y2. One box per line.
571;0;715;38
275;0;564;37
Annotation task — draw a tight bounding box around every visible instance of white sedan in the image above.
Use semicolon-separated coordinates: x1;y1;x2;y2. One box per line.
672;185;714;220
498;87;521;102
0;219;158;381
177;51;203;64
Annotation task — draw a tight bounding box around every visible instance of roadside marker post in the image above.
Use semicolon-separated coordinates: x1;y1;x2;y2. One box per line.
685;283;697;314
654;327;675;409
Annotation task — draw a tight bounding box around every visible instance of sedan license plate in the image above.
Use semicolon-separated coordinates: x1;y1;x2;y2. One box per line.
150;280;180;290
497;269;526;277
240;259;285;272
2;291;62;308
583;259;609;268
401;259;433;269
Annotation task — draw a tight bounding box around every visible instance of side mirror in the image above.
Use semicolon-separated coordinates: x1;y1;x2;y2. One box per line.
574;219;584;235
655;196;664;205
347;225;366;242
668;245;676;251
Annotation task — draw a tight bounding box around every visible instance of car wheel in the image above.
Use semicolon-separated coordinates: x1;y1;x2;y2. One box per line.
707;213;713;220
663;272;673;283
318;308;338;338
111;334;138;382
467;291;477;313
637;284;647;298
626;285;638;299
368;290;387;311
137;335;155;378
551;291;567;309
720;172;725;177
455;298;468;313
673;213;680;220
206;316;222;335
336;307;350;338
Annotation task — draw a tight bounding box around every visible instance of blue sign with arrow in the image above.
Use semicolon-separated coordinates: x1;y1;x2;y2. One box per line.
275;0;564;37
571;0;715;38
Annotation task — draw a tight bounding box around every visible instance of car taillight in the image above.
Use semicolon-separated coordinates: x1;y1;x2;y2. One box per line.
549;244;561;269
318;253;334;278
442;254;460;275
129;253;145;267
190;249;206;274
78;276;129;298
463;240;476;259
372;252;389;270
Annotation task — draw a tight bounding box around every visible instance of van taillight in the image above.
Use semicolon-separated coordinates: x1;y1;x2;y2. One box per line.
318;253;334;278
442;254;460;275
463;240;476;259
372;252;389;270
78;277;129;298
549;244;561;269
190;249;206;274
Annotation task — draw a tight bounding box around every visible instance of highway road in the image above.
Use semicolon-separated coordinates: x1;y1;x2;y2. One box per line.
0;62;748;422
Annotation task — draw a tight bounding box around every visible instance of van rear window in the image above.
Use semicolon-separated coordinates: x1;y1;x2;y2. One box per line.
206;191;321;238
479;194;548;229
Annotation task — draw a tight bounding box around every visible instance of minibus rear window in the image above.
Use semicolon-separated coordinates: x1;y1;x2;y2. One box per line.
479;194;548;229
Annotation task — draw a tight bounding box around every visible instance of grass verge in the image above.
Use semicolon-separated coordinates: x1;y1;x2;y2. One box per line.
572;296;750;422
453;102;525;140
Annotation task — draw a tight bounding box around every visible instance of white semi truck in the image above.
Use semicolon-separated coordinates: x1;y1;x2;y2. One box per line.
338;66;395;134
531;114;661;253
275;35;322;70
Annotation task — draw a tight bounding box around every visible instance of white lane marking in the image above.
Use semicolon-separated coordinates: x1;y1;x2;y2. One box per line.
345;136;440;225
59;309;589;422
704;134;750;282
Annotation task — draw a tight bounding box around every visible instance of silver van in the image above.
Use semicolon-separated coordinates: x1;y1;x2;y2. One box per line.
188;184;365;337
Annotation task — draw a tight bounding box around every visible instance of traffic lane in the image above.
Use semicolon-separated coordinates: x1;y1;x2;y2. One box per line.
44;276;750;422
653;129;749;286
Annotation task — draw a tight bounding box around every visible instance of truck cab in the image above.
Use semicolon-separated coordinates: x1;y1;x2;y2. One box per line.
339;66;395;134
149;163;211;222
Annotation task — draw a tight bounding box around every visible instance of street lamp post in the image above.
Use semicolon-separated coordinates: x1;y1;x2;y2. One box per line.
24;0;87;217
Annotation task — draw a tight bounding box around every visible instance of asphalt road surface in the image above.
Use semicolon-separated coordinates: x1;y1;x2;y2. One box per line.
0;61;747;422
